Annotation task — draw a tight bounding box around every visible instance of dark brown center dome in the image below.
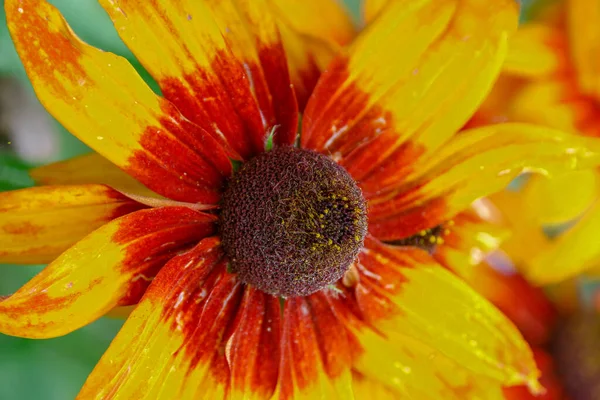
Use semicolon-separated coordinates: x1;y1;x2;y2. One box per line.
220;146;367;297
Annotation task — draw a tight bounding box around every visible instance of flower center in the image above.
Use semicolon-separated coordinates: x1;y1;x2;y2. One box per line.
220;146;367;297
552;312;600;399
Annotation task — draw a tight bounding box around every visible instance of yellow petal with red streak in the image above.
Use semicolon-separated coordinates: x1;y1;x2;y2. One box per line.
270;294;354;400
303;0;519;192
0;184;145;265
368;123;600;241
98;0;298;155
30;153;215;211
0;207;215;339
228;288;281;400
351;236;540;388
78;238;240;400
6;0;231;203
30;153;156;197
268;0;355;108
567;0;600;101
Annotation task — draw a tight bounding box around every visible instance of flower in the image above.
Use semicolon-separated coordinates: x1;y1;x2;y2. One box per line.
472;0;600;286
2;0;599;398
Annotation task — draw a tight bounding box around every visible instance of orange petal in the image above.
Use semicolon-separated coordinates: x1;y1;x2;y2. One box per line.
302;0;518;189
350;236;540;389
367;123;600;241
0;184;145;264
6;0;231;203
271;294;354;399
268;0;355;108
0;207;216;339
98;0;298;157
435;211;558;346
567;0;600;102
77;237;242;399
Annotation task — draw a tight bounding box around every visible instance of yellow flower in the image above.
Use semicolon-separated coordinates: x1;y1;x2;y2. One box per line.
2;0;598;398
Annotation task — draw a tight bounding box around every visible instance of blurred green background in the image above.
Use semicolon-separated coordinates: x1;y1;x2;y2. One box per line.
0;0;535;399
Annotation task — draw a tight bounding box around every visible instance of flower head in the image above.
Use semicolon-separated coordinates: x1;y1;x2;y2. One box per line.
2;0;599;398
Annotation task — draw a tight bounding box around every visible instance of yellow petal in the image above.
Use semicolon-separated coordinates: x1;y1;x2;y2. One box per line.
351;374;399;400
363;0;389;24
567;0;600;101
6;0;232;203
98;0;298;155
522;170;600;225
368;123;600;241
435;209;558;346
78;238;240;399
268;0;354;47
0;207;216;338
436;204;510;272
527;199;600;285
504;23;565;78
354;331;507;399
303;0;519;194
0;184;145;264
487;189;551;268
326;287;512;398
351;236;540;388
